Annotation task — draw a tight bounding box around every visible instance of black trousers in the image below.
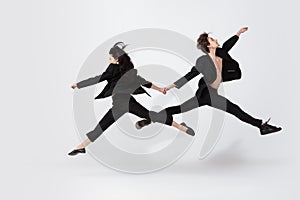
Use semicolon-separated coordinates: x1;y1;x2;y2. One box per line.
161;78;262;128
86;94;173;142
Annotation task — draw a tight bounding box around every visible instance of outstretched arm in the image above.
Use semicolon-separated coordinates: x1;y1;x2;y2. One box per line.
71;65;113;89
136;75;166;94
222;27;248;52
164;66;200;93
151;84;166;94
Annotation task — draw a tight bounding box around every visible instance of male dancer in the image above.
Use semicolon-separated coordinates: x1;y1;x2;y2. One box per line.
136;27;282;135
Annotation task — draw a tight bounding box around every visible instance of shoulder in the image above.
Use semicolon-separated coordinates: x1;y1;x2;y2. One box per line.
122;68;137;78
196;55;210;65
107;63;119;71
216;47;226;56
128;68;138;75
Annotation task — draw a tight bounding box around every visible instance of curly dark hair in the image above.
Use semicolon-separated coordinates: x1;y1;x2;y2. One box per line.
197;32;210;53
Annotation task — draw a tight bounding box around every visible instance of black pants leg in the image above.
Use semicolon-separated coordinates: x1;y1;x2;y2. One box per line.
162;82;262;128
206;91;262;128
86;95;173;142
86;108;125;142
164;96;203;116
163;79;210;116
128;96;173;125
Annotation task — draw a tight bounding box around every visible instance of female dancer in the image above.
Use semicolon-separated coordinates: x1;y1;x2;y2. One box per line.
136;27;282;135
68;42;194;156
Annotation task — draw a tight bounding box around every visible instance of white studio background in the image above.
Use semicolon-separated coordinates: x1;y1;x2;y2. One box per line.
0;0;299;199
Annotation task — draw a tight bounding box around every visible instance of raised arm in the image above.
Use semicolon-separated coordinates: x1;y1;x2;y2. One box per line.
71;65;114;89
222;35;239;52
222;27;248;52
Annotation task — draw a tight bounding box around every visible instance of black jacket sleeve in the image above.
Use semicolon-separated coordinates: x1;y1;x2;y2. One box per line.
77;65;113;89
222;35;239;52
142;82;153;88
173;66;200;89
137;75;152;88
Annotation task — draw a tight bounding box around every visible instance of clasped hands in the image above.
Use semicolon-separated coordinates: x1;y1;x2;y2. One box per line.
71;82;177;95
157;84;176;95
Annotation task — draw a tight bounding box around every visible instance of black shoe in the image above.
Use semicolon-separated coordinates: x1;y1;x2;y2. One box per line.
135;119;152;130
260;118;282;135
68;148;86;156
181;122;195;136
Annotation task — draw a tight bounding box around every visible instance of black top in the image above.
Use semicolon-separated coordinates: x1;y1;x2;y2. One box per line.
76;64;152;99
174;35;242;88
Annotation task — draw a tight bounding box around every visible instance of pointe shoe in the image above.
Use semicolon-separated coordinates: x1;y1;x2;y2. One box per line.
260;118;282;135
68;148;86;156
135;119;152;130
181;122;195;136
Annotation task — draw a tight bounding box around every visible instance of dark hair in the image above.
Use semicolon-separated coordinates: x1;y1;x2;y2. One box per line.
109;42;134;75
197;32;210;53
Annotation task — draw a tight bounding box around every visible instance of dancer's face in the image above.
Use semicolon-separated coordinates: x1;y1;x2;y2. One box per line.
109;54;118;64
207;36;220;49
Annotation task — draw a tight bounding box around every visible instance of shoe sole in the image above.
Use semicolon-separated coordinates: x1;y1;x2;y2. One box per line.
261;127;282;135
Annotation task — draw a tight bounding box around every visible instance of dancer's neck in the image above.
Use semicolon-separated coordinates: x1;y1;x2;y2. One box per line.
208;48;217;60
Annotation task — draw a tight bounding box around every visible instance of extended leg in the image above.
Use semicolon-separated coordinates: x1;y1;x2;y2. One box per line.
208;92;262;127
68;108;125;156
164;96;200;116
139;93;207;128
129;96;195;135
208;93;281;134
86;108;124;142
128;96;174;125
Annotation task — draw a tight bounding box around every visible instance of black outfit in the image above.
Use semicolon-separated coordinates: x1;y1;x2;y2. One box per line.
77;63;151;98
174;35;242;87
77;65;171;142
160;35;263;128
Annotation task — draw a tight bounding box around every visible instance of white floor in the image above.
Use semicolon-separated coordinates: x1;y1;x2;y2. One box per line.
2;117;298;200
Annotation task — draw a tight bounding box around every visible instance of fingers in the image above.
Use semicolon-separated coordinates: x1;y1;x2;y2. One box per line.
237;27;248;36
71;84;77;89
241;27;248;32
163;87;168;94
160;88;166;94
163;88;167;94
159;87;167;94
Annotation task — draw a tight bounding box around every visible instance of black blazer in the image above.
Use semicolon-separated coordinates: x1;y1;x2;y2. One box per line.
77;64;152;99
174;35;242;89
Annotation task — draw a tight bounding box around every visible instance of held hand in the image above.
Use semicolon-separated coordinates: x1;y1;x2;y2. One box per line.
165;84;174;92
71;83;77;89
237;27;248;36
163;87;168;94
161;85;172;94
159;87;167;95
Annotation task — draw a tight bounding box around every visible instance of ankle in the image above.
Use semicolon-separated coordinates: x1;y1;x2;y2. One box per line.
181;125;188;132
76;145;85;149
